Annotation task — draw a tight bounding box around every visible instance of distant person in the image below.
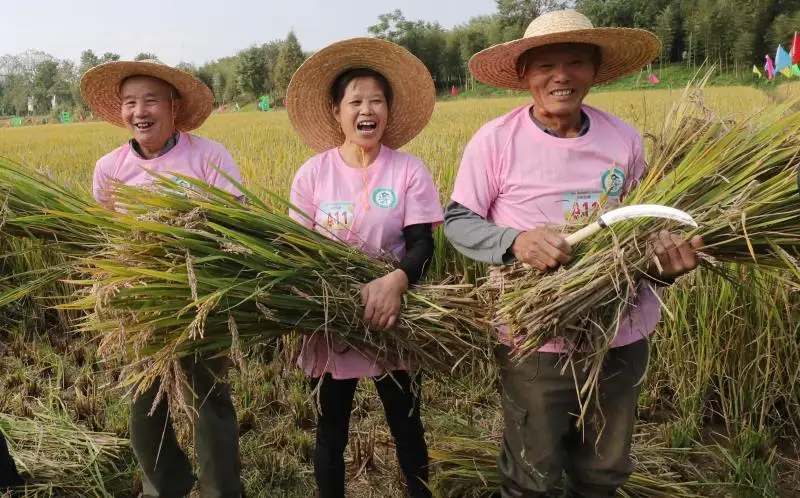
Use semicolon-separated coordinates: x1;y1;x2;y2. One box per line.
286;38;440;498
81;59;245;498
445;10;703;497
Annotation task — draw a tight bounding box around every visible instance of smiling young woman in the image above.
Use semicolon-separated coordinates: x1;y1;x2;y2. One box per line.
285;37;440;498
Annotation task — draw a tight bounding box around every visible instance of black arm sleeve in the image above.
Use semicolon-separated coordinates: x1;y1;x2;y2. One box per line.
398;223;435;285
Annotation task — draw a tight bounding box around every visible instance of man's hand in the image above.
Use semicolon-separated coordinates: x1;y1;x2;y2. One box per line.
511;228;572;270
361;269;409;330
648;230;704;279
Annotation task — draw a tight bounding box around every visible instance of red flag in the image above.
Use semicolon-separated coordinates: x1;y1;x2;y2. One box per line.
648;73;660;84
451;85;458;97
792;32;800;65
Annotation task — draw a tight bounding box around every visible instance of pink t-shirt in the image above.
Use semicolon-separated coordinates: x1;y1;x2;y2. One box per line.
92;132;243;205
289;145;444;379
451;104;661;353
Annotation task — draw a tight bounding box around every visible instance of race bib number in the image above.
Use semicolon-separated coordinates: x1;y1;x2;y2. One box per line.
563;191;602;221
319;202;354;230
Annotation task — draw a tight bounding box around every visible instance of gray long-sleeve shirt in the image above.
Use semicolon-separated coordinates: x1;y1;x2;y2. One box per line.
444;109;590;265
444;201;520;265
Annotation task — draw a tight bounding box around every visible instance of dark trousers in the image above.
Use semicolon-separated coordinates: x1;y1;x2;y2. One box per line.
0;432;22;489
496;339;649;498
130;356;241;498
311;371;430;498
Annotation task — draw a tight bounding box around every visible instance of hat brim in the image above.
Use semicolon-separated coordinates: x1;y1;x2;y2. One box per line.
468;28;660;90
80;61;214;132
286;37;436;153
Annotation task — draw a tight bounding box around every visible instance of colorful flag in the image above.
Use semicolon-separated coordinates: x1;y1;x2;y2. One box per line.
782;66;793;78
775;45;792;72
648;73;660;84
753;65;763;78
451;85;458;97
792;32;800;65
792;64;800;77
765;55;775;80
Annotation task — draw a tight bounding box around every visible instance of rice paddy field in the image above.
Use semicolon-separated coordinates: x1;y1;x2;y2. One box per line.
0;83;799;497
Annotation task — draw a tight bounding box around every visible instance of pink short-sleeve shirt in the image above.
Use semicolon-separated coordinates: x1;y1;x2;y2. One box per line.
289;145;444;379
450;104;660;352
92;132;243;206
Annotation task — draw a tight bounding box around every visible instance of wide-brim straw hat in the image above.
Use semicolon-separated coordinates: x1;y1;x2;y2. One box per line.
286;37;435;153
80;59;214;132
469;10;660;90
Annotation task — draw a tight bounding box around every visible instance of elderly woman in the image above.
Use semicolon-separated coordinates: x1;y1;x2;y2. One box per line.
445;10;703;498
81;60;244;498
286;38;442;498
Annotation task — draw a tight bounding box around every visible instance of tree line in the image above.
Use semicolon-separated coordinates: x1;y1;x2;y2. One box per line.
3;0;799;117
577;0;800;71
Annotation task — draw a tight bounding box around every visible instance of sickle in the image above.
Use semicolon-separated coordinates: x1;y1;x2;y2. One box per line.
565;204;698;246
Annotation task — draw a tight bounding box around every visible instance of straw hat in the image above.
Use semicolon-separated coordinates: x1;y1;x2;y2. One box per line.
286;37;435;152
469;10;660;90
80;59;214;131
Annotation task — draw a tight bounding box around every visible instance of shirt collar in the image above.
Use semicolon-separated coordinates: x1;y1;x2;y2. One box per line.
130;132;180;159
530;108;590;138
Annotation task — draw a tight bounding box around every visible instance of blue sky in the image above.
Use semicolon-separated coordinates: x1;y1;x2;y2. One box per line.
2;0;497;65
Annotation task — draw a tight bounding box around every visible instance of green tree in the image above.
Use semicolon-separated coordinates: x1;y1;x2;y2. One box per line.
368;9;407;42
235;45;269;98
32;60;59;113
654;5;676;62
272;31;306;99
495;0;551;39
134;52;159;61
175;62;198;75
370;11;460;87
768;10;800;50
79;49;101;75
0;74;29;115
201;56;240;103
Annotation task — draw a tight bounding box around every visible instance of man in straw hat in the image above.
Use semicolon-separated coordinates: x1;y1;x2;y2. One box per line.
81;60;244;498
444;10;703;498
286;37;441;498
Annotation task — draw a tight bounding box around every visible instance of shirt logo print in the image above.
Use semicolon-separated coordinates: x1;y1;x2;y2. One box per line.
371;188;397;209
601;167;625;197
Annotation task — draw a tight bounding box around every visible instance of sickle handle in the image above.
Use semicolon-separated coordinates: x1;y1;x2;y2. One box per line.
521;221;604;269
565;221;603;246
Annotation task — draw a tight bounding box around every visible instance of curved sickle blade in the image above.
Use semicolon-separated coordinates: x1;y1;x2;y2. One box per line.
598;204;698;228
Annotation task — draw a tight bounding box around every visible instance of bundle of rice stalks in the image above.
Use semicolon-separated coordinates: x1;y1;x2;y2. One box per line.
494;89;800;369
0;158;120;247
0;410;133;496
46;177;491;398
0;158;122;331
0;159;490;395
0;236;82;338
430;429;709;498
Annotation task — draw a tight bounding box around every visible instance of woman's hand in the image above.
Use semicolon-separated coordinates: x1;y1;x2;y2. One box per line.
361;269;409;330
